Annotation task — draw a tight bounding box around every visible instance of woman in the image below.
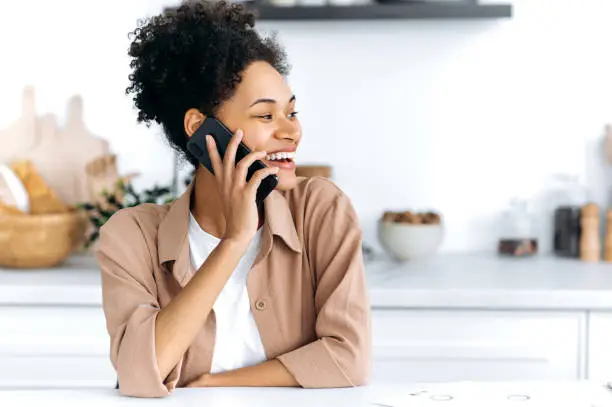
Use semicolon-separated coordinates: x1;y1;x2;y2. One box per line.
96;0;371;398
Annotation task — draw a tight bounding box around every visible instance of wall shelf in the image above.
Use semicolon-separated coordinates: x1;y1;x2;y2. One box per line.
247;3;513;21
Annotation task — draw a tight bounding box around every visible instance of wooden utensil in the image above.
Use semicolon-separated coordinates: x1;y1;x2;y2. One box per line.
580;202;600;262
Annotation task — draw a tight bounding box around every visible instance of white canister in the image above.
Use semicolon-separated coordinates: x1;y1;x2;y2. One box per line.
297;0;327;6
268;0;299;7
327;0;356;6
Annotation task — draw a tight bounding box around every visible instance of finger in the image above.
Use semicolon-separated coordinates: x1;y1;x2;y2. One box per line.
234;150;267;187
205;135;223;183
223;128;243;184
246;167;280;199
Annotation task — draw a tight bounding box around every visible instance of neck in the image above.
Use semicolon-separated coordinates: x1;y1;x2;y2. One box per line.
190;167;265;239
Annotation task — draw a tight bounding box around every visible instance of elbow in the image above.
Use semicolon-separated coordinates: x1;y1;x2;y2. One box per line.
115;357;173;399
343;353;371;387
278;334;371;389
340;331;372;387
325;337;371;388
113;334;175;398
348;372;369;388
110;309;180;398
117;384;171;399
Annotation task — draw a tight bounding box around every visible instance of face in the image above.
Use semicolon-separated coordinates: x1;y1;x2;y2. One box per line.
215;61;301;191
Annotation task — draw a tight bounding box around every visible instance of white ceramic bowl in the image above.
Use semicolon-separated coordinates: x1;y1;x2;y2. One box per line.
378;221;444;261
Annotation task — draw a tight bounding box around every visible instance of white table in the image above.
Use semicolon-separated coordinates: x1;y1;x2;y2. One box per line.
1;382;612;407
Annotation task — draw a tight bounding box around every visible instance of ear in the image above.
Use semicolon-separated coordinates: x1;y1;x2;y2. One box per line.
184;108;207;138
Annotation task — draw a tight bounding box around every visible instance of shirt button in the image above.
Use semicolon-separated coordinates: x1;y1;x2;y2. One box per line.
255;299;267;311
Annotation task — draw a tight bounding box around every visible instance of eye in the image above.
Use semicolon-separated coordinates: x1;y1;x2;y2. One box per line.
257;114;273;120
288;111;299;119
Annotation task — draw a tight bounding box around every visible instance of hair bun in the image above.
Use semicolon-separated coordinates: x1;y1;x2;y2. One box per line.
125;0;289;167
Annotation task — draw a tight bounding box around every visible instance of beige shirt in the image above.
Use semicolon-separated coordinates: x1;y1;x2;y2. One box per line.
95;176;372;398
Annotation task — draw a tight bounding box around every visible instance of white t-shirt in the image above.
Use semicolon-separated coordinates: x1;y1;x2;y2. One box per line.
187;212;267;374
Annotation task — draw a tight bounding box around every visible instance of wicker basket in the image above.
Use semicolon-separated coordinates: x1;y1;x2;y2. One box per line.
0;211;85;269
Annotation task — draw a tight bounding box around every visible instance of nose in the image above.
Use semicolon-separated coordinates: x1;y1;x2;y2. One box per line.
274;117;300;143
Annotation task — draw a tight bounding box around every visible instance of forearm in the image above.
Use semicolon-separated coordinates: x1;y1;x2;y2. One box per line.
155;238;248;380
204;359;299;387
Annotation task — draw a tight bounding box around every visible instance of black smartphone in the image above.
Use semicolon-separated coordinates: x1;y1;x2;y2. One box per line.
186;117;279;204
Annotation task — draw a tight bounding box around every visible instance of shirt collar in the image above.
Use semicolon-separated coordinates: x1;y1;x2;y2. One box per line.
157;178;302;275
261;188;302;254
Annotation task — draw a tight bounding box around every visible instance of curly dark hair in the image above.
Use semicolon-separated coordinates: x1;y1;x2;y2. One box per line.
125;0;290;167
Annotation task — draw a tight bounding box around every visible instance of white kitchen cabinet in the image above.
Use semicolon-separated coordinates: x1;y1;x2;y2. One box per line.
0;307;590;388
4;254;612;388
370;309;586;384
587;312;612;383
0;306;115;388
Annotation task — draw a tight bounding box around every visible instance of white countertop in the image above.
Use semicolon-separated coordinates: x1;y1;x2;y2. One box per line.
0;255;102;306
3;253;612;310
1;382;611;407
366;254;612;310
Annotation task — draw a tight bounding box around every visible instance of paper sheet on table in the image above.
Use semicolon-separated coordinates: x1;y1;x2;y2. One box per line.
369;381;612;407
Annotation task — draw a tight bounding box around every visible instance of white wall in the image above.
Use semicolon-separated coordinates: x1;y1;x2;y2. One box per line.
2;0;612;254
0;0;179;192
258;0;612;254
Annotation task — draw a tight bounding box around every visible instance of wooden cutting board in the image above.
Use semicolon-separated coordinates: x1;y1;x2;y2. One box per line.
0;86;110;206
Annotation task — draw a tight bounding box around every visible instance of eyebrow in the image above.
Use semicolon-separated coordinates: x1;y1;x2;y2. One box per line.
249;95;296;107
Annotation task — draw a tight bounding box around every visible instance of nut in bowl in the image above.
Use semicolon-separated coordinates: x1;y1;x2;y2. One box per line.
378;210;444;261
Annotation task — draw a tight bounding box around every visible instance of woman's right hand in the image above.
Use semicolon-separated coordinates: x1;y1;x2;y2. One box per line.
205;129;279;246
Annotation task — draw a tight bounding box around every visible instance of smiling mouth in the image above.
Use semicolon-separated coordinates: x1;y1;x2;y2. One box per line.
264;151;296;169
265;152;295;162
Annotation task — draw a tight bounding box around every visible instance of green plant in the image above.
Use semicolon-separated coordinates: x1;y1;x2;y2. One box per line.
78;180;175;249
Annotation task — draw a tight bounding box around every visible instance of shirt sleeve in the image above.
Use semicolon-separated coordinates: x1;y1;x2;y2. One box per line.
277;186;372;388
95;210;183;398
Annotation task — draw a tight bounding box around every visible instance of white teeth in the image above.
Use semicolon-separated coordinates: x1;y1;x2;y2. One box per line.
266;152;295;161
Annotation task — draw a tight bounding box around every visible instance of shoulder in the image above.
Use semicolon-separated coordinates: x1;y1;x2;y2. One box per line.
100;203;168;233
285;176;359;226
100;203;169;238
286;176;348;204
95;203;171;278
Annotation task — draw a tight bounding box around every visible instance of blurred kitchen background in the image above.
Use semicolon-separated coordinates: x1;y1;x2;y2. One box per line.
5;0;612;390
3;0;612;258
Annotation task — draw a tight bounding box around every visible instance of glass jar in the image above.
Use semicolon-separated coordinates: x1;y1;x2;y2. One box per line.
548;174;588;258
497;198;538;257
